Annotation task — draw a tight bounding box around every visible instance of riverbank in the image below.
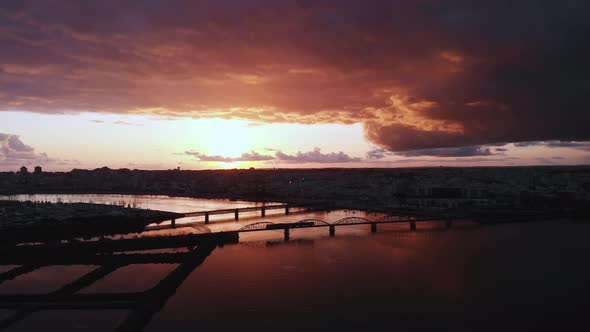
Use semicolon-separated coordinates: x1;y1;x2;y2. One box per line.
0;200;182;244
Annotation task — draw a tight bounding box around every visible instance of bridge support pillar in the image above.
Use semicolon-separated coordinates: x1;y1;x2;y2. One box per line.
234;209;239;220
410;221;416;231
171;219;176;228
329;225;335;237
285;206;290;215
284;228;290;241
371;223;377;233
261;207;266;217
204;212;209;224
445;219;452;229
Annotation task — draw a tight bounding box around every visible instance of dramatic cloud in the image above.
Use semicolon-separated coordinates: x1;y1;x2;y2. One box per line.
185;148;361;164
368;145;497;158
514;141;590;149
0;133;50;166
366;148;390;160
396;146;493;158
1;1;590;151
185;151;275;163
275;148;362;163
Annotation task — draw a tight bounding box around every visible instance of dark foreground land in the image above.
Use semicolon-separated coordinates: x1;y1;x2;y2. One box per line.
0;201;181;244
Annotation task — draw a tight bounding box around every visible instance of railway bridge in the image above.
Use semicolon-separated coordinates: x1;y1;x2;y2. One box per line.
237;214;457;241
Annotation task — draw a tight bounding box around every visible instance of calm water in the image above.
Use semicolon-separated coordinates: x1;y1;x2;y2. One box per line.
1;195;589;331
0;193;279;213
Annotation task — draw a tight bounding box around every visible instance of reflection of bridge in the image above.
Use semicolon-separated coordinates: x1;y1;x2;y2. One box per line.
238;214;456;241
0;234;224;332
177;202;328;225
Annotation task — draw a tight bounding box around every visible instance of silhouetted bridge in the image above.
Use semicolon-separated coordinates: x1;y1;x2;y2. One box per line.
176;202;329;225
236;214;457;241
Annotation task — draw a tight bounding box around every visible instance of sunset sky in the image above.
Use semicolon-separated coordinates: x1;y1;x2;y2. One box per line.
1;0;589;170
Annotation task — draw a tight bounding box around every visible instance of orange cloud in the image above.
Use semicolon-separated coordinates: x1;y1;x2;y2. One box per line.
1;0;589;152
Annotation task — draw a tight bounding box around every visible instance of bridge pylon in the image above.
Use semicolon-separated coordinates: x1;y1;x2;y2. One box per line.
371;223;377;233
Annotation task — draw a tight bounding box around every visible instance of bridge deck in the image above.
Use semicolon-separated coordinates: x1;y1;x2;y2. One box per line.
237;217;448;232
182;203;325;217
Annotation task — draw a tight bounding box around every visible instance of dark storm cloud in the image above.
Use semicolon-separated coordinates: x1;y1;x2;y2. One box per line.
1;1;590;151
366;148;390;160
395;146;493;158
513;141;590;149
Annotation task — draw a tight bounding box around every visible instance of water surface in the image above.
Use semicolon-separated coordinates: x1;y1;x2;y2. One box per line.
2;195;588;331
2;219;589;331
0;193;279;213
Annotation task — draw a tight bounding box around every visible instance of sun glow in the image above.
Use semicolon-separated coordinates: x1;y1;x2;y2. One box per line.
217;161;259;169
200;119;254;157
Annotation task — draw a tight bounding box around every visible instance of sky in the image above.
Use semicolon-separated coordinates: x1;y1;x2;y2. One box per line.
1;0;590;170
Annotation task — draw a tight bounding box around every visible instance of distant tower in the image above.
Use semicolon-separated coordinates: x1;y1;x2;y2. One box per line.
18;166;29;184
34;166;42;174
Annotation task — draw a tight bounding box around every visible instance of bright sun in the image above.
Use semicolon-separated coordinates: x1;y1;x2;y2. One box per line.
202;119;253;157
218;161;258;169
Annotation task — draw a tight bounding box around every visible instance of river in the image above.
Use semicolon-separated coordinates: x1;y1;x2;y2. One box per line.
0;194;588;331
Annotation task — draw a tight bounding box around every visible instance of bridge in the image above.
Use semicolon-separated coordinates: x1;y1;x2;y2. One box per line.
236;214;456;241
231;207;557;241
175;202;329;225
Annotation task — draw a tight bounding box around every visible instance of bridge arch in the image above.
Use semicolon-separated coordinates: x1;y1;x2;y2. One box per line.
333;217;373;225
239;222;276;232
375;215;416;223
295;219;330;227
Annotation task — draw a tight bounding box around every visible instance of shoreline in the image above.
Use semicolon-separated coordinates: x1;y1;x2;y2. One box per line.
0;200;182;244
